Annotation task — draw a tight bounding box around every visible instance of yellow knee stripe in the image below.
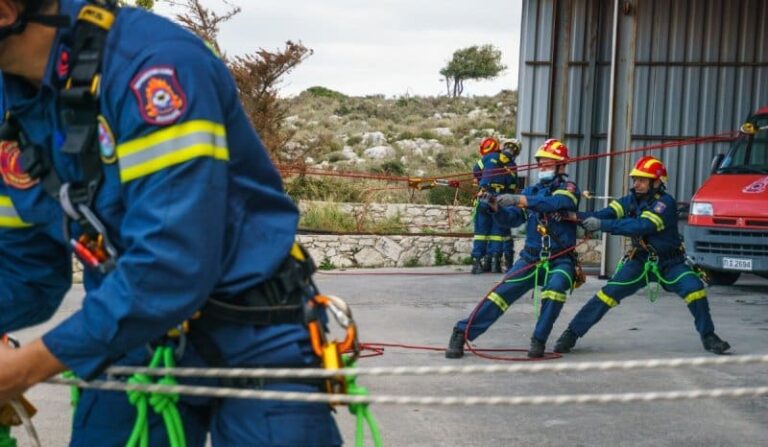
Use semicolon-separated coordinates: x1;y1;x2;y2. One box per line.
487;292;509;312
597;290;619;308
541;290;567;303
684;290;707;304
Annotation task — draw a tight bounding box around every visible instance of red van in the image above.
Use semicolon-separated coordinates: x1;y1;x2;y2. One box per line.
685;106;768;285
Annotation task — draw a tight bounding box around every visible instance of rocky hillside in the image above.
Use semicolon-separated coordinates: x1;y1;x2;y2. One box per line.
281;88;518;204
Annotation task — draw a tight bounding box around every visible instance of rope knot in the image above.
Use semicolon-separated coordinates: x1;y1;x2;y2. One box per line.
126;374;152;405
149;377;180;413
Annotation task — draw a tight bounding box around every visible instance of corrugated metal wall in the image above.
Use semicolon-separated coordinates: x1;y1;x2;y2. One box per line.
518;0;768;202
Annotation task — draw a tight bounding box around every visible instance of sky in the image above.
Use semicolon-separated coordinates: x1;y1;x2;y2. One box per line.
153;0;523;97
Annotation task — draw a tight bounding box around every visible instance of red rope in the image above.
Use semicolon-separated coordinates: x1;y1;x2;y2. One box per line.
461;237;591;361
278;131;739;186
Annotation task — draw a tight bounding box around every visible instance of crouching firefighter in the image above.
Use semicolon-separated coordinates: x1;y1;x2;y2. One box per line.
0;1;343;445
554;156;730;355
448;139;584;358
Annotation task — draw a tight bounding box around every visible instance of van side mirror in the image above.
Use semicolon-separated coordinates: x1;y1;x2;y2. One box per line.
710;154;724;174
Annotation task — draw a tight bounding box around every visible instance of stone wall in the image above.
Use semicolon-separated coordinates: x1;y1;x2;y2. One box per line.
72;203;604;281
297;235;603;269
299;201;473;232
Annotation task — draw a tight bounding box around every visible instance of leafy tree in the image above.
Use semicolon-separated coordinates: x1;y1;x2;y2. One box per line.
162;1;312;160
119;0;154;8
440;44;506;97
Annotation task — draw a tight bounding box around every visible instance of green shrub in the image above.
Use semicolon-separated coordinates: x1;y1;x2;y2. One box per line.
300;203;357;232
319;258;336;270
305;86;347;100
434;246;449;266
346;135;362;146
404;257;421;267
427;186;475;206
374;160;406;176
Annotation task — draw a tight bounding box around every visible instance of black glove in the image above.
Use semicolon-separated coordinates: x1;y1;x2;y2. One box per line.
581;217;601;232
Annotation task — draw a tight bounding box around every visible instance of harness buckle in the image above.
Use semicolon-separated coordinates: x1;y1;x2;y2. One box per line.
306;295;359;400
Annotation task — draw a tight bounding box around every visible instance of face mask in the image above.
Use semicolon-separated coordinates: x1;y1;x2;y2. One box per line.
538;170;556;183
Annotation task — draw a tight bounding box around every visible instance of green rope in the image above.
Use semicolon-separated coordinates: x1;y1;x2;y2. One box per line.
532;259;550;318
61;370;82;431
343;356;382;447
126;346;186;447
0;426;16;447
606;259;700;303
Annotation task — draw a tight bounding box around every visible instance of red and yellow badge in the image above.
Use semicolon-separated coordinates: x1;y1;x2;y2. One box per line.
0;140;38;189
130;66;187;126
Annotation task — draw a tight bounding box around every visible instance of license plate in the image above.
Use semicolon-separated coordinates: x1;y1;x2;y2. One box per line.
722;257;753;271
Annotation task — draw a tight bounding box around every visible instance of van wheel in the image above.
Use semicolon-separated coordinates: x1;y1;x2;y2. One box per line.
706;270;741;286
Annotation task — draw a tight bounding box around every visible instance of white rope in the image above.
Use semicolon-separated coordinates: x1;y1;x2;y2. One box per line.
46;377;768;407
104;353;768;379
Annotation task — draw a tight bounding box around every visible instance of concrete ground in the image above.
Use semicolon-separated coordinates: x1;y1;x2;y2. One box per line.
12;269;768;446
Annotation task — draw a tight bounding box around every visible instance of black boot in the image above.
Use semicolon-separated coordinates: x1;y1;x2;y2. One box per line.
482;255;492;273
446;328;466;359
528;337;546;358
471;257;483;274
554;328;578;353
491;254;502;273
702;333;731;355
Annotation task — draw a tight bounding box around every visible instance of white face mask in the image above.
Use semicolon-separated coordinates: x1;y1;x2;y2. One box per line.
538;170;556;183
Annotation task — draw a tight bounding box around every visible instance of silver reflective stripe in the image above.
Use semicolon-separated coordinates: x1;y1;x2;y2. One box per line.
119;132;228;170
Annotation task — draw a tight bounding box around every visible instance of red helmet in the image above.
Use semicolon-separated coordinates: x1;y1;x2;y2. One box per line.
479;137;500;156
629;156;668;183
534;138;569;162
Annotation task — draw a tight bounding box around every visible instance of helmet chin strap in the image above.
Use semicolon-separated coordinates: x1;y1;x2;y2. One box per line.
0;1;71;41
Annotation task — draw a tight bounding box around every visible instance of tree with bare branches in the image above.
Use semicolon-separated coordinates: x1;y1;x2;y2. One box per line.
162;0;312;159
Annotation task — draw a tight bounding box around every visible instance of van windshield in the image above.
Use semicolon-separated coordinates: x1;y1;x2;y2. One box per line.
718;114;768;174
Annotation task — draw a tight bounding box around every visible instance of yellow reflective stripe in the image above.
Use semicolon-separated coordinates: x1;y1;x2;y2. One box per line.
474;235;490;241
0;196;32;228
477;160;484;169
553;189;578;205
597;290;619;308
684;290;707;304
541;290;567;302
640;210;665;231
487;292;509;312
487;235;507;242
609;200;624;218
117;120;229;183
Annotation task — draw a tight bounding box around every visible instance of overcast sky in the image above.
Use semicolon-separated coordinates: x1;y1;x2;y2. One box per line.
154;0;523;97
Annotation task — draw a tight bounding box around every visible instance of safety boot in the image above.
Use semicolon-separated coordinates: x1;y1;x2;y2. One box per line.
554;328;578;353
504;253;515;271
445;328;466;359
482;255;492;273
471;257;483;274
491;254;503;273
528;337;546;358
702;333;731;355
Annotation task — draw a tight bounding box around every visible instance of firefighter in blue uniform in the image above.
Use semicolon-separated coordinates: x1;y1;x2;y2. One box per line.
0;1;342;446
470;137;517;274
448;139;581;358
554;156;731;355
500;138;522;270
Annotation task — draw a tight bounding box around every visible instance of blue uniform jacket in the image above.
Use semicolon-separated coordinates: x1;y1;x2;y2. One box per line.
477;152;517;193
0;0;302;378
579;190;681;256
490;177;580;256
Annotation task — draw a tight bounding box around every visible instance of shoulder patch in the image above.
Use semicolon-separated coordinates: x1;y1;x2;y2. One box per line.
0;141;39;190
653;201;667;214
130;66;187;126
97;116;117;164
